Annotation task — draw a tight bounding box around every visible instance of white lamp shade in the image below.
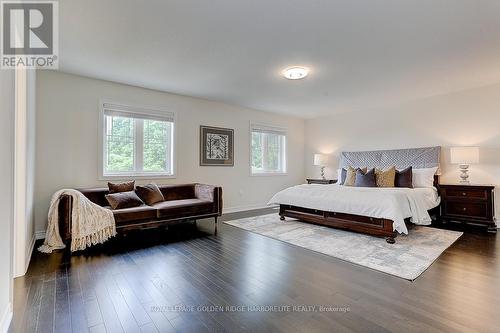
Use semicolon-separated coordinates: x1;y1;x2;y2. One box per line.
313;154;328;166
450;147;479;164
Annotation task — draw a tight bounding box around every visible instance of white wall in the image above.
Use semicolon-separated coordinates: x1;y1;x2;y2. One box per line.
14;68;36;277
35;71;305;234
305;83;500;223
0;70;15;332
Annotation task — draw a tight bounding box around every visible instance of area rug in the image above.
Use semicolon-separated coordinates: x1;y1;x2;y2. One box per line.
224;214;463;280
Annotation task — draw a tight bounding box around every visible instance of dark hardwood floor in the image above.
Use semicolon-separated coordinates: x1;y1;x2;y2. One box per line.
10;209;500;333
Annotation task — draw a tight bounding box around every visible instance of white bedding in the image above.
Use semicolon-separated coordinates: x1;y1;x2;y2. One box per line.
268;184;440;234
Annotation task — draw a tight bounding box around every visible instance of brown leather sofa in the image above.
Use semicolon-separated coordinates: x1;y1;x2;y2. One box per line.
58;183;222;244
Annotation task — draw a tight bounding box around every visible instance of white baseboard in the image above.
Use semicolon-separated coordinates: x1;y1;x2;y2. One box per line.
14;234;36;278
25;234;35;272
223;204;278;214
35;230;46;240
0;302;12;333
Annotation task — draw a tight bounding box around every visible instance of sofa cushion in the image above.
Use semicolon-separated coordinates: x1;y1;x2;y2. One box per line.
158;184;196;200
78;188;109;207
105;191;144;209
152;199;213;218
135;183;165;205
108;180;135;194
111;205;157;224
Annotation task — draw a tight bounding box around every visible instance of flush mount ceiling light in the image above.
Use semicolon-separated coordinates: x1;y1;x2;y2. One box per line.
282;66;309;80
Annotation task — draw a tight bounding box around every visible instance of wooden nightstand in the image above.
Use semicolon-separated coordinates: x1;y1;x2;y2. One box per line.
439;184;496;233
306;179;337;185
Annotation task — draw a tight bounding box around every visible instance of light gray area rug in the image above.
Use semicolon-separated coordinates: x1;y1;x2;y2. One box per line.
225;214;463;280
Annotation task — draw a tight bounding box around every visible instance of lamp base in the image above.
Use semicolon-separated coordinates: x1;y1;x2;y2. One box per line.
459;164;470;184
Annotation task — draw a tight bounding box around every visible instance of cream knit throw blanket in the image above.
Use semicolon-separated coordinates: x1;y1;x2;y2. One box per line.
38;189;116;253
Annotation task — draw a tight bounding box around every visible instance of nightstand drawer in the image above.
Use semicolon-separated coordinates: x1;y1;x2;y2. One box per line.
443;201;489;219
443;188;488;200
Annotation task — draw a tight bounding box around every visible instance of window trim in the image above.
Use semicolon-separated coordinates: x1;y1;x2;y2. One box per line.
98;100;177;180
249;122;288;176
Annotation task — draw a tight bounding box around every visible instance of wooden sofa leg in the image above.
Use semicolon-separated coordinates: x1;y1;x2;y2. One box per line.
280;215;285;221
386;236;396;244
214;216;218;236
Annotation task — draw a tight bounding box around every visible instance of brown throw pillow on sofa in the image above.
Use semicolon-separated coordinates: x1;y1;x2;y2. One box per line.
108;180;135;194
395;167;413;188
135;184;165;205
375;166;396;187
354;168;377;187
105;191;144;210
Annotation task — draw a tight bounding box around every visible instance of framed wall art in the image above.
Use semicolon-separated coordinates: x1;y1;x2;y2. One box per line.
200;125;234;166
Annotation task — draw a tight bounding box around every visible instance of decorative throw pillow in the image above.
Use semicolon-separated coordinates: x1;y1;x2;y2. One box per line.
339;168;347;185
375;166;396;187
105;191;144;210
395;167;413;188
135;183;165;205
412;167;438;188
343;166;367;186
108;180;135;194
354;168;377;187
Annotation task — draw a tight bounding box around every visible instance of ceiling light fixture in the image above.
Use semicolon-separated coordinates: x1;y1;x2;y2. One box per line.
282;66;309;80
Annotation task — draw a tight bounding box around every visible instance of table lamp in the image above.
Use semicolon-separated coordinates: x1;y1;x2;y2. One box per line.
450;147;479;184
313;154;328;180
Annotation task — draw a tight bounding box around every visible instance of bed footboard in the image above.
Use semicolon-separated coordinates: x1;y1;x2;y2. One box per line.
279;205;397;244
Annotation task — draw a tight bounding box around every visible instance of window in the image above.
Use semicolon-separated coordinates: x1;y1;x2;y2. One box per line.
100;102;175;178
250;124;287;175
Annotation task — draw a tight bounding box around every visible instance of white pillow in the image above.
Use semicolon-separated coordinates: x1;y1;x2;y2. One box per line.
412;167;438;188
337;168;343;184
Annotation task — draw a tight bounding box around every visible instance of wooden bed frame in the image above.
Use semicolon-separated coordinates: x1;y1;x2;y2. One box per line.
279;175;440;244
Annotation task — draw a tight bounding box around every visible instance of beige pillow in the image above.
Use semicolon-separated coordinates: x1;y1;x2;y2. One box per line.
375;166;396;187
344;166;367;186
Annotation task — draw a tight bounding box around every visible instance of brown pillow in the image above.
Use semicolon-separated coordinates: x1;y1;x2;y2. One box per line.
135;184;165;205
343;166;367;186
105;191;144;210
375;166;396;187
355;168;377;187
108;180;135;194
395;167;413;188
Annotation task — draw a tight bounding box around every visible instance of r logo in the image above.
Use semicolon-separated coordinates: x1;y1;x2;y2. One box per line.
2;1;54;55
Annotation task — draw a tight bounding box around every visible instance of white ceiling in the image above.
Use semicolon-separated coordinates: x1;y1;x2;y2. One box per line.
59;0;500;118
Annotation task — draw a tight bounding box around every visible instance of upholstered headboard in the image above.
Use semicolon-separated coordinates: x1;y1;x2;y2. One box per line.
339;146;441;170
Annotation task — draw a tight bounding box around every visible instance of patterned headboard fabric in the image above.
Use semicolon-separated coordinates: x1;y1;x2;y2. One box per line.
339;146;441;170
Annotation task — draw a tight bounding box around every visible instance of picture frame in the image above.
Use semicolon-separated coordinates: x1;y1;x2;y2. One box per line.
200;125;234;166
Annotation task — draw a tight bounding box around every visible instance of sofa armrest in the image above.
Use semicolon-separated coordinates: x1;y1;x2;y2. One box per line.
195;184;223;216
59;194;72;243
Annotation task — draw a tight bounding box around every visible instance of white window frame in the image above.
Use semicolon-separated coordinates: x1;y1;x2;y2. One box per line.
98;100;177;180
249;122;287;176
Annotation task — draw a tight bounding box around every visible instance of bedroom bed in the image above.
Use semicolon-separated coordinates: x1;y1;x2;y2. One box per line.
270;146;442;243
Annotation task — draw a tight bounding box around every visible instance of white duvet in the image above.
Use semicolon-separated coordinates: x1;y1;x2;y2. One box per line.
268;184;440;234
